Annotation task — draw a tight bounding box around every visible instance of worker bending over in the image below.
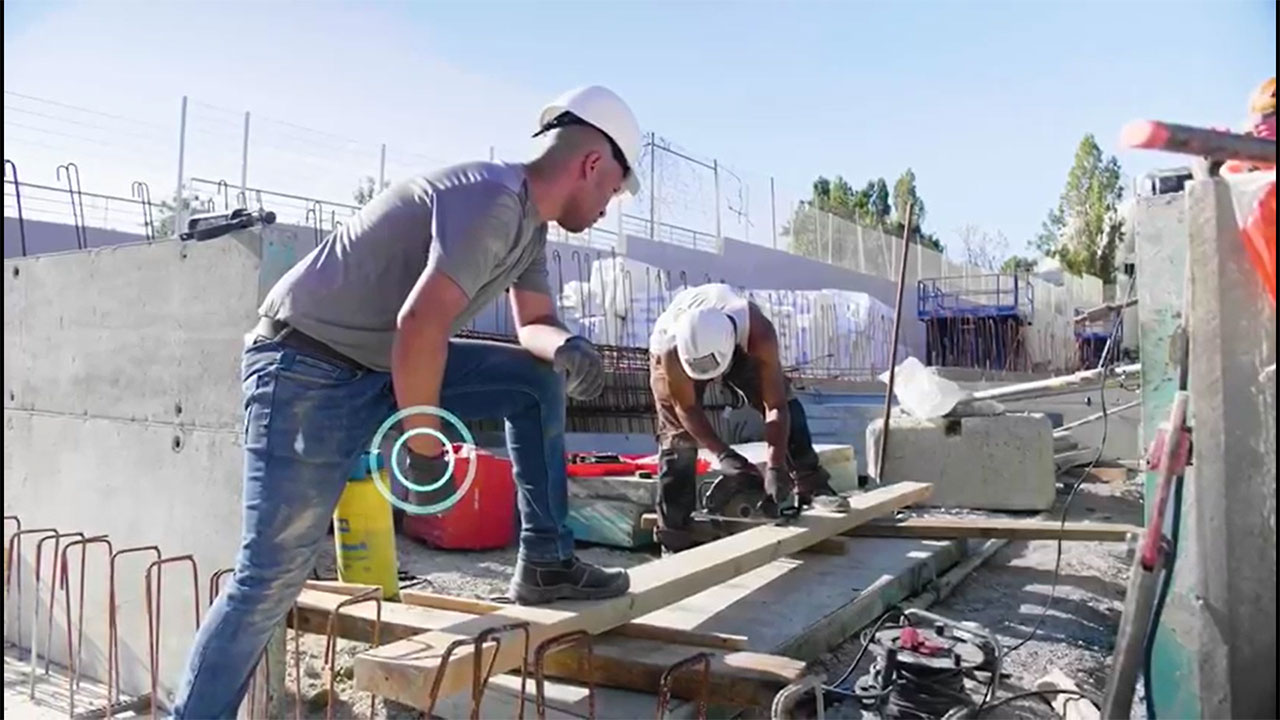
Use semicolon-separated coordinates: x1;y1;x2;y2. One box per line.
648;283;836;553
171;86;643;718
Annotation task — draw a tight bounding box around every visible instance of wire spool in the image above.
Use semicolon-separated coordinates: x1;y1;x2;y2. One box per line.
854;625;987;719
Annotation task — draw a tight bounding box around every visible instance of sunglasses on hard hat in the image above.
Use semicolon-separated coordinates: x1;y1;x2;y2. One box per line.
533;111;633;179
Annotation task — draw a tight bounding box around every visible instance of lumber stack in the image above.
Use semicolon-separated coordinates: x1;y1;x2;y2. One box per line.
350;481;932;712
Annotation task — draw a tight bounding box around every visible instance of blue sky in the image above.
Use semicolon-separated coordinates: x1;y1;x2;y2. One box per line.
4;0;1275;258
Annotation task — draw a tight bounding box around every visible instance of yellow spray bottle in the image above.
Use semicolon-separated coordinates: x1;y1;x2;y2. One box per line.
332;452;400;599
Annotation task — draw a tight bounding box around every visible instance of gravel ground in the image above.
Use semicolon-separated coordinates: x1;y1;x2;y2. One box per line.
810;468;1143;719
280;535;658;718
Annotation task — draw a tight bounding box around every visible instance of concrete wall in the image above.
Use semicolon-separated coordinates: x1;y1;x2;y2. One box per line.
5;215;930;360
5;216;150;258
2;223;318;707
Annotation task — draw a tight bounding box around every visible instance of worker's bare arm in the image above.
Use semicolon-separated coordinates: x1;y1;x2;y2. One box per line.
509;288;573;363
666;349;732;456
393;187;522;456
749;307;791;470
392;267;468;456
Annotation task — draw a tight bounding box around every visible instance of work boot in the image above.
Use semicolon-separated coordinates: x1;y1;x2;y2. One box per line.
507;556;631;605
655;526;698;555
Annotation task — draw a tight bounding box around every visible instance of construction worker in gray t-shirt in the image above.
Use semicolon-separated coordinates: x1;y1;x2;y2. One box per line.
170;86;643;719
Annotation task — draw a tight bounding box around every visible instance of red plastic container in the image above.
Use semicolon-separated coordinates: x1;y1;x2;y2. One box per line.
401;445;517;551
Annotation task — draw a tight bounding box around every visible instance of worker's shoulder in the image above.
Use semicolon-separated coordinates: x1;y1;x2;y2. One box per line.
412;161;529;212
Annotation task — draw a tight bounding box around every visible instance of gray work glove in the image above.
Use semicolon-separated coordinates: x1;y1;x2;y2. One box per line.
553;336;605;400
397;448;455;510
717;449;762;479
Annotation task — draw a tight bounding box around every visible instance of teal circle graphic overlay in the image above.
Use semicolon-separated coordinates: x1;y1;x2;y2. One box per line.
368;405;477;516
390;428;456;493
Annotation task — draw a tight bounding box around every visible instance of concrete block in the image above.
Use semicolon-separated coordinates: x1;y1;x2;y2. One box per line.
697;441;859;492
566;474;658;549
865;414;1055;511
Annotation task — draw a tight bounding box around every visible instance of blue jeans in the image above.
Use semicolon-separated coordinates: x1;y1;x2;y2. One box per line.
171;336;573;718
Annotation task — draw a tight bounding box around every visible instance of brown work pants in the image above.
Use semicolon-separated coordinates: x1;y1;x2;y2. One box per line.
650;349;821;537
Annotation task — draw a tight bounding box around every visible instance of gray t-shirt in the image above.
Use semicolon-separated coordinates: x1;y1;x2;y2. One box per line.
258;161;550;372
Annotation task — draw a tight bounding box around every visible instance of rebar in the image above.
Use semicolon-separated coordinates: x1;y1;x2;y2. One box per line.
655;652;712;720
143;555;200;720
533;630;595;720
60;535;113;717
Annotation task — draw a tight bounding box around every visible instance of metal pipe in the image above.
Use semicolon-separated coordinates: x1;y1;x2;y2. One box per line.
6;527;57;649
534;631;595;720
175;96;188;238
240;112;251;196
959;363;1142;405
4;160;26;255
769;176;777;249
144;555;200;720
32;531;84;696
874;203;914;485
324;587;383;720
1074;297;1138;324
108;545;161;708
771;675;825;720
1053;399;1142;436
648;133;656;240
1121;120;1276;164
378;144;387;191
655;652;711;720
713;159;721;250
60;536;113;717
56;163;85;250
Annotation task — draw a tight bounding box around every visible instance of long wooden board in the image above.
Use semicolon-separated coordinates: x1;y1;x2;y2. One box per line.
352;482;930;710
639;513;1140;542
290;588;805;708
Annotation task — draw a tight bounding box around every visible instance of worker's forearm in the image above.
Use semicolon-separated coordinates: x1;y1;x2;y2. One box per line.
677;405;731;456
763;405;790;469
516;322;572;363
391;321;451;455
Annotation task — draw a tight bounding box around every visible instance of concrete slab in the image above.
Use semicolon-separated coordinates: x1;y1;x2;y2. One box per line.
635;535;964;659
866;413;1056;511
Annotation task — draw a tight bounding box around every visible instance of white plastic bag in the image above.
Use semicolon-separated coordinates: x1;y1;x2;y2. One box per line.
877;357;968;419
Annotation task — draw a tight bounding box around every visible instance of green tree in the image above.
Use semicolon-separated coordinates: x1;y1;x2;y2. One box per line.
892;168;925;231
886;168;944;253
1000;255;1039;274
783;169;942;259
870;178;891;228
1033;134;1125;279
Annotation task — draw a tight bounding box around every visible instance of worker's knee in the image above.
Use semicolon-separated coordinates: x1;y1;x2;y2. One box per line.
658;445;698;480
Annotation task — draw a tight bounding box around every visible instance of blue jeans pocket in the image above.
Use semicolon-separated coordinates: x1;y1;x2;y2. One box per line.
275;349;365;386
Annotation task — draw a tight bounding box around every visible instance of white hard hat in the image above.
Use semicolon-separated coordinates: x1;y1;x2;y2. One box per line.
536;85;643;197
675;307;737;380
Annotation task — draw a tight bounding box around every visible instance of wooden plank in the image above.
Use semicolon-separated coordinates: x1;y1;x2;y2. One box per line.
639;513;1141;542
398;589;750;651
633;537;963;660
290;589;805;708
299;581;756;650
353;482;931;710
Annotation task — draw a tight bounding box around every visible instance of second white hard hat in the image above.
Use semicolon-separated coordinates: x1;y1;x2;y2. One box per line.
675;307;737;380
537;85;643;197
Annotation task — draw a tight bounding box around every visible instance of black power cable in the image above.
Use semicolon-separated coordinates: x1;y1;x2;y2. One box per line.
1001;275;1135;661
